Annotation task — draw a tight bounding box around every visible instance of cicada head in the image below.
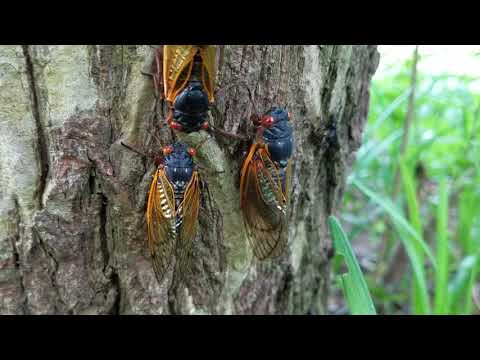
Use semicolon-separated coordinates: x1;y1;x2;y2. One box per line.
163;143;197;192
260;107;294;169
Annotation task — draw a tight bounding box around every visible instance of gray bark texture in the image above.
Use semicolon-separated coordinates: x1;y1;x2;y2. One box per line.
0;45;379;315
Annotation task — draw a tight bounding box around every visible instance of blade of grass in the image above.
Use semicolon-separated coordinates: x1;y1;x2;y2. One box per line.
391;223;431;314
448;254;478;314
464;254;479;314
457;185;477;254
399;159;427;314
356;129;403;168
367;87;412;135
353;177;432;314
433;178;449;314
329;216;376;315
352;179;436;268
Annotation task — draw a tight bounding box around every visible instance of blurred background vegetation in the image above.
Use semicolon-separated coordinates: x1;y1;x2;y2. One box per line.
329;46;480;315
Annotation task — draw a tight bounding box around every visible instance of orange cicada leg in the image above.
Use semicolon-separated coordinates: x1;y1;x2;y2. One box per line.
141;46;166;120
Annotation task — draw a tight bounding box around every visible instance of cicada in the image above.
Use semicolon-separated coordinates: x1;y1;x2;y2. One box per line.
145;142;202;283
147;45;216;133
239;106;294;260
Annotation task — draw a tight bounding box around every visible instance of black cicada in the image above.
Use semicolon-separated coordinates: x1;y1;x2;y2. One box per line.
239;106;294;260
145;142;201;283
121;137;212;283
148;45;216;133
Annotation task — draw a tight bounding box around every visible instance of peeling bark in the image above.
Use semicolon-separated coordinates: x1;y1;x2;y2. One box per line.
0;45;379;315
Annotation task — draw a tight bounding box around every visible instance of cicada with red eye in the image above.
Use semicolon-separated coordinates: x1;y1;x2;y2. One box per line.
146;45;216;133
145;142;203;283
122;141;202;283
240;106;294;260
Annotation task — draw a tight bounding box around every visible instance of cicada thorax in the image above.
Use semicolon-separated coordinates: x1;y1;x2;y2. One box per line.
240;106;294;260
258;107;294;196
163;45;216;133
147;143;201;283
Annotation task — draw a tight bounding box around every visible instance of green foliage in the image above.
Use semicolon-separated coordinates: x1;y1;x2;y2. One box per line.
337;47;480;315
329;216;376;315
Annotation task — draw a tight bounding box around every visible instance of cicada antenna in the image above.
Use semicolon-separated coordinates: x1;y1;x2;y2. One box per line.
214;79;259;119
151;130;165;149
120;141;147;158
209;125;248;141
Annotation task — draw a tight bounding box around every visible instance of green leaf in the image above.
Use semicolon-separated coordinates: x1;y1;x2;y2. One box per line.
457;186;477;254
433;178;449;314
399;159;428;314
329;216;376;315
391;222;431;314
352;179;436;268
448;255;478;314
353;178;433;314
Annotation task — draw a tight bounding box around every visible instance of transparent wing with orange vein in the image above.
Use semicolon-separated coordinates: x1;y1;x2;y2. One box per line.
198;46;216;103
146;168;177;283
284;160;293;201
257;148;287;208
175;171;201;278
163;45;196;103
240;143;288;260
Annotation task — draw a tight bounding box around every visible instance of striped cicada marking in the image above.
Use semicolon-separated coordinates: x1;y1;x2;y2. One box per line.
147;143;201;283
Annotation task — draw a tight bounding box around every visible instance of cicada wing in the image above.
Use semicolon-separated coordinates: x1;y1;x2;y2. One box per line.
257;148;287;210
240;143;288;260
284;160;293;201
198;45;216;103
163;45;197;103
146;168;177;283
176;171;201;278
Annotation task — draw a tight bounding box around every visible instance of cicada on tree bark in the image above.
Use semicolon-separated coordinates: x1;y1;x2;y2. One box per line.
122;141;205;283
240;107;294;260
147;45;216;133
146;143;202;282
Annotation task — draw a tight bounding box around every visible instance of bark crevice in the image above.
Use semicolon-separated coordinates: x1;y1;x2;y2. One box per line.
21;45;49;210
32;226;64;312
10;197;28;313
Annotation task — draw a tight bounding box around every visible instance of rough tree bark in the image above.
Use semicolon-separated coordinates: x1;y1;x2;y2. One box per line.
0;45;379;315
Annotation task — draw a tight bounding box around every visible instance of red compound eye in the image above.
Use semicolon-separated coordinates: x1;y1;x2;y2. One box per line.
188;147;197;157
201;121;209;130
162;145;173;156
170;121;183;131
262;116;275;128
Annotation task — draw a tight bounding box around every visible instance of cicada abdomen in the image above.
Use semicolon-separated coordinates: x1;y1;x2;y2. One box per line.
147;143;201;283
240;107;294;260
163;45;216;133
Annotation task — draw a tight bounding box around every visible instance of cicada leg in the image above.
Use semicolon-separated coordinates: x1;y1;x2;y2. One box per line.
142;46;166;120
209;125;248;141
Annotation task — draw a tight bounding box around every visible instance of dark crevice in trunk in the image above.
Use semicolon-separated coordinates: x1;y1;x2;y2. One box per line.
109;272;121;314
274;264;294;313
88;170;96;195
97;182;121;315
99;193;110;271
168;292;178;315
10;197;28;314
22;45;49;210
32;227;65;313
321;45;339;121
322;115;340;215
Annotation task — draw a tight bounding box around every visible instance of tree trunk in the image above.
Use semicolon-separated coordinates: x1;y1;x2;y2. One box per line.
0;45;379;315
